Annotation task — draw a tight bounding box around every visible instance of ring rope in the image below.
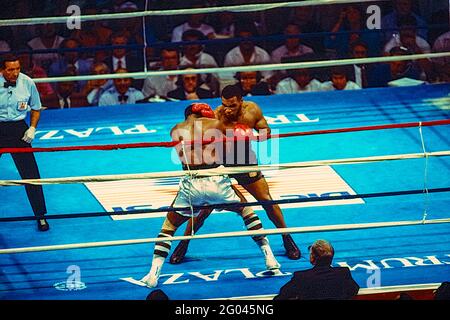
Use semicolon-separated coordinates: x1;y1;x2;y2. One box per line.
0;0;387;27
181;140;196;236
1;151;449;187
142;0;149;74
2;119;449;154
30;52;450;83
1;187;449;222
418;122;430;222
1;218;449;254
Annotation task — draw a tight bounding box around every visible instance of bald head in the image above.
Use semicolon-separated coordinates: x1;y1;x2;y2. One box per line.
309;239;334;266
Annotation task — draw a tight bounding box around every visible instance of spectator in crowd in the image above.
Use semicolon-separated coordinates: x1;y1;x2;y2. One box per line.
16;48;54;100
98;68;144;106
271;23;314;64
384;15;433;80
48;38;93;91
114;1;146;45
432;30;450;67
213;11;236;38
321;66;361;91
383;15;431;55
42;71;89;109
289;6;325;55
235;71;271;96
171;6;216;43
9;0;37;50
434;282;450;300
106;32;144;73
276;68;322;94
27;23;65;71
381;0;428;42
223;20;273;88
83;62;114;106
106;32;144;88
210;11;240;68
180;30;219;70
274;239;359;300
70;5;112;63
387;46;422;82
179;29;220;96
348;41;391;88
142;48;180;99
428;5;450;45
325;4;382;58
167;69;213;101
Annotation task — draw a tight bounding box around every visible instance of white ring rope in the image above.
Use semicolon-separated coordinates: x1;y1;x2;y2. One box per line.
31;52;450;83
0;150;449;187
180;140;196;236
1;218;449;254
0;0;388;27
141;0;150;74
418;122;430;222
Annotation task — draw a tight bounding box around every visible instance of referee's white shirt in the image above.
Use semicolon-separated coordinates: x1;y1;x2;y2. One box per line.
0;73;42;122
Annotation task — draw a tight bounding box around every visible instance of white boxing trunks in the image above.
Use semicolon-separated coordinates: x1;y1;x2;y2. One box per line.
173;174;240;217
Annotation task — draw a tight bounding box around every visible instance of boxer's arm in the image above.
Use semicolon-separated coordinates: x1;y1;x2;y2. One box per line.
170;125;178;141
251;103;271;138
170;125;185;146
215;119;226;134
214;106;223;119
171;125;186;162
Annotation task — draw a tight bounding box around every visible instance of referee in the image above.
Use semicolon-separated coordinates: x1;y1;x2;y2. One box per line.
0;54;49;231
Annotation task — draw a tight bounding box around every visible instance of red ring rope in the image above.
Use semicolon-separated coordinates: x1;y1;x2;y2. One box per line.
1;119;449;154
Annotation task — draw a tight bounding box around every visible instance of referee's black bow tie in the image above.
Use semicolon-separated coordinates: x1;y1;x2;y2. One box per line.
4;81;16;88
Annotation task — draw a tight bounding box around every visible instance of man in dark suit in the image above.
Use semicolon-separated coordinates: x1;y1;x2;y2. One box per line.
167;70;213;101
274;239;359;300
105;32;144;88
348;41;391;88
42;71;89;109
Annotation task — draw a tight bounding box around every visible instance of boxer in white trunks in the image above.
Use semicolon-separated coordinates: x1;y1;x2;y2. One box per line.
140;102;280;288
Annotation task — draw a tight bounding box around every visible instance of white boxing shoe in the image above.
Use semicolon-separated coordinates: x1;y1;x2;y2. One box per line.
140;265;161;288
265;255;281;271
261;245;281;271
260;256;282;276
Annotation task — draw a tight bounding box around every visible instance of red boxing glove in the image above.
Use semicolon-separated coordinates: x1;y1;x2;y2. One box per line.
191;103;215;119
233;123;254;140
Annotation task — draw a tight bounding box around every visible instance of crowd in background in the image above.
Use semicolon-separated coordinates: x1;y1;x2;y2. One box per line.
0;0;449;108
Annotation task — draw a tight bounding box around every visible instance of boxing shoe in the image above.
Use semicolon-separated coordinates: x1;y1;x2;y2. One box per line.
263;252;282;276
261;245;281;271
265;254;281;271
141;265;161;288
169;240;190;264
282;234;301;260
37;219;50;232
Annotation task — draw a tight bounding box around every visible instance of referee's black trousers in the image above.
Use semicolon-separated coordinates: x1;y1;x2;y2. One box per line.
0;120;47;217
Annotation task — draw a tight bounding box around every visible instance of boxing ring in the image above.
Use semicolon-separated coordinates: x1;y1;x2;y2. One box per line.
1;83;449;300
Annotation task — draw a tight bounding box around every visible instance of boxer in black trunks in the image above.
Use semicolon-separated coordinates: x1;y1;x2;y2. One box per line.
140;102;280;288
169;85;301;264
